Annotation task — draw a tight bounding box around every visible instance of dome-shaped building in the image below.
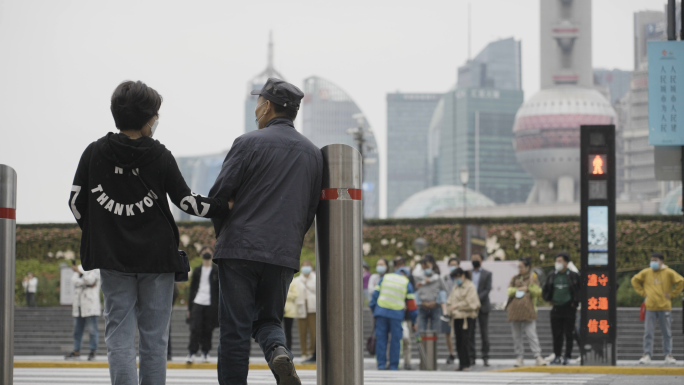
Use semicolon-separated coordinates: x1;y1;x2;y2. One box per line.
392;185;496;218
513;87;616;203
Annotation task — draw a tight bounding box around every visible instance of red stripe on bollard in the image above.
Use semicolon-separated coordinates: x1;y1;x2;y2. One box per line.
320;188;362;201
0;208;15;220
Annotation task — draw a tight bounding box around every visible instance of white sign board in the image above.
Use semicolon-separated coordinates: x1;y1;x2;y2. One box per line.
60;266;74;305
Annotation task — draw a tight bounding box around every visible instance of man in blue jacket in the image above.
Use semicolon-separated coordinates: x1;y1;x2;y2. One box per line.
369;266;419;370
209;78;323;385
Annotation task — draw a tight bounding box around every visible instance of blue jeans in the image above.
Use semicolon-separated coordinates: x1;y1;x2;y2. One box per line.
100;269;174;385
418;307;442;333
73;315;99;352
644;310;673;356
216;259;294;385
375;316;403;370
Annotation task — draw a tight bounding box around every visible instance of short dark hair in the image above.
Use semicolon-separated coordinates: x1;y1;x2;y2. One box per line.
199;246;214;255
110;81;162;131
272;102;298;121
556;251;570;263
393;256;405;267
450;267;471;280
421;254;440;275
448;257;460;265
519;257;532;267
651;252;665;261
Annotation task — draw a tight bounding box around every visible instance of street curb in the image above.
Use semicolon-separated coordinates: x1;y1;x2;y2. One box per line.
494;366;684;376
14;361;317;371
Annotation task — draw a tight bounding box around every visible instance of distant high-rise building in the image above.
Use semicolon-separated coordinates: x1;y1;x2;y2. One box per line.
430;87;532;205
513;0;616;204
302;76;380;218
593;69;632;106
245;32;285;134
621;9;679;201
386;93;442;217
457;37;522;91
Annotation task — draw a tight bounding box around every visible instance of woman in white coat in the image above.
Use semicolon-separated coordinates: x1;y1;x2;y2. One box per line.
65;262;102;361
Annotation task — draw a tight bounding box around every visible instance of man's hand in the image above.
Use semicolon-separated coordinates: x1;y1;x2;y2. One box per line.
187;311;191;319
412;324;417;333
228;200;234;210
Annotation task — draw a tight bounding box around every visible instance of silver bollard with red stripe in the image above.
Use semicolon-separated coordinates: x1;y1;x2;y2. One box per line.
316;144;364;385
0;164;17;385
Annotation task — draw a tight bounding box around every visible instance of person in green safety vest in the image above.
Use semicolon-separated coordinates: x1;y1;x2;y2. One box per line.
369;266;418;370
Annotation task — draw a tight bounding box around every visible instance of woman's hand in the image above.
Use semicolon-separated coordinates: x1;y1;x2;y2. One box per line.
519;285;528;292
228;200;234;210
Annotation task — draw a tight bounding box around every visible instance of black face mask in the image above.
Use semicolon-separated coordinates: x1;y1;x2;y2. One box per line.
202;253;212;260
472;261;481;269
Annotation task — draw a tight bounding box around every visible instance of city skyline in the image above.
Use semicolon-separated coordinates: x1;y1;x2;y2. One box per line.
0;0;668;223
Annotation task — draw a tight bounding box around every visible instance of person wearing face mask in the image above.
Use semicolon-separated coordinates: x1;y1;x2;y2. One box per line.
295;260;317;364
186;246;220;364
415;255;448;345
368;259;389;303
632;252;684;365
68;81;231;384
506;257;546;367
467;254;493;367
441;257;460;364
446;268;480;371
208;78;321;385
541;251;580;365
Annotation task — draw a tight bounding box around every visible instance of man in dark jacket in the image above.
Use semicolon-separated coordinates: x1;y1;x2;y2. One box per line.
185;246;219;364
468;254;492;366
209;78;323;385
542;251;581;365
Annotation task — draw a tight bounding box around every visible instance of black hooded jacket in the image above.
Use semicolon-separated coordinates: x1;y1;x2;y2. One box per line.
69;133;229;273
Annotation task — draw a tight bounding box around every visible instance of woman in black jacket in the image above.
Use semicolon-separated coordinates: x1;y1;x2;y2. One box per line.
68;80;230;385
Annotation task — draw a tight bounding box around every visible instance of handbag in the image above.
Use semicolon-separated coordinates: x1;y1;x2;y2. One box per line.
640;302;646;322
366;324;376;355
506;274;537;322
135;172;190;282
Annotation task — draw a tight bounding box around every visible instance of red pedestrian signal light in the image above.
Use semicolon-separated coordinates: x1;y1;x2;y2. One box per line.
592;155;604;175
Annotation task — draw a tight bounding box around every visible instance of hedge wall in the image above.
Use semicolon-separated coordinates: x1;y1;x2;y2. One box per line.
13;215;684;306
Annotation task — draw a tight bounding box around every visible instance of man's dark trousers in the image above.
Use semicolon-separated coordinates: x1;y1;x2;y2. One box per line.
216;259;294;385
467;310;490;364
551;303;576;358
188;304;215;355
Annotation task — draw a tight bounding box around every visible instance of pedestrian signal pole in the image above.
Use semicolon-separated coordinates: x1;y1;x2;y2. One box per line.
579;126;617;366
0;165;17;385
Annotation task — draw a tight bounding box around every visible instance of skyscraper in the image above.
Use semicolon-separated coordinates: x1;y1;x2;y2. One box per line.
513;0;616;204
302;76;380;218
386;93;442;217
426;37;532;206
245;32;285;134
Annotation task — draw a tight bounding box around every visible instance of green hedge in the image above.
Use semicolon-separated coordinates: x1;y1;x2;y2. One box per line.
13;215;684;306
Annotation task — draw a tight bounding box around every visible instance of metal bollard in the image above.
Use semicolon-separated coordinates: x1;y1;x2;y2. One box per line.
0;165;17;385
419;330;438;370
315;144;364;385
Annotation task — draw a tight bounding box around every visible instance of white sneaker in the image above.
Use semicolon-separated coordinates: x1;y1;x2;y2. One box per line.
514;356;524;367
639;354;651;364
665;355;677;365
185;354;195;364
535;356;547;366
202;353;210;363
544;353;556;363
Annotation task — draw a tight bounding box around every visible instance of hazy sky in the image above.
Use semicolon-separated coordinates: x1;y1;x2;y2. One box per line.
0;0;664;223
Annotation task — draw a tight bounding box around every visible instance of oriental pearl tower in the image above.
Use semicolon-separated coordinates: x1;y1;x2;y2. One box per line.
513;0;616;204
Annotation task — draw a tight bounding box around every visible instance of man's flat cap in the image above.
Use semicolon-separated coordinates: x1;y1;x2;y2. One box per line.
251;78;304;109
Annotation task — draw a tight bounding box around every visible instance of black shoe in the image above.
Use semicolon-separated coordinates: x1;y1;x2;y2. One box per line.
446;354;455;364
87;351;96;361
64;351;80;360
268;346;301;385
550;357;562;365
483;358;489;367
562;357;570;365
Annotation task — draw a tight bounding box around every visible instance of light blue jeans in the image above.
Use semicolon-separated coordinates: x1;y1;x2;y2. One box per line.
73;315;99;352
100;269;174;385
643;310;672;357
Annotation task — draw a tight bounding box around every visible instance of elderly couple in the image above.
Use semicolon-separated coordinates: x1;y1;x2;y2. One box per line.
69;78;322;385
